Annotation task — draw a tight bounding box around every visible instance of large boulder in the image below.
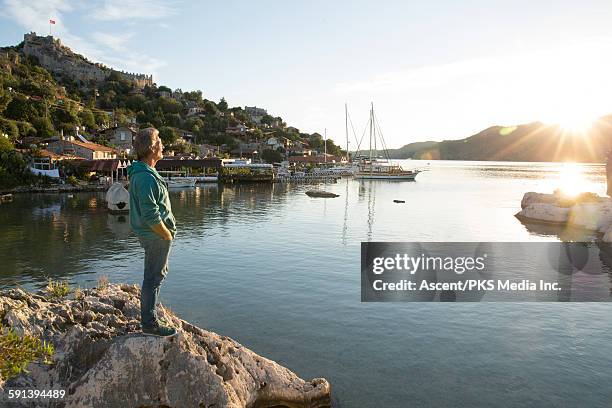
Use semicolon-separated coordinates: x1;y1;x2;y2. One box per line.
515;203;570;223
520;192;561;209
516;192;612;243
0;284;331;408
567;201;612;232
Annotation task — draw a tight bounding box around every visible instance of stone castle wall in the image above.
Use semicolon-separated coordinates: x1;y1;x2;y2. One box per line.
22;32;153;88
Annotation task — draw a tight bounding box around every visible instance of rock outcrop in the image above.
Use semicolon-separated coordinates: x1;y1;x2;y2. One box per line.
516;191;612;241
22;32;153;88
0;284;331;408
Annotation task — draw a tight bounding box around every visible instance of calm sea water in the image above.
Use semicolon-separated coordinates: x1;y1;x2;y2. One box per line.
1;160;611;407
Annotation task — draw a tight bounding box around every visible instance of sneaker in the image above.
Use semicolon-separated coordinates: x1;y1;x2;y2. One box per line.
142;323;177;337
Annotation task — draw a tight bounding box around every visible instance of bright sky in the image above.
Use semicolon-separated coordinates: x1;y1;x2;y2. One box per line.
1;0;612;148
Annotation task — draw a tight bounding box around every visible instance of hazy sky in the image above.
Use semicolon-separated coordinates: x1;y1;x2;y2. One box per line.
1;0;612;148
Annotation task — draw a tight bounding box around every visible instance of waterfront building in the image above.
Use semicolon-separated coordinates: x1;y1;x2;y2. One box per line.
99;126;137;154
28;149;83;178
48;136;117;160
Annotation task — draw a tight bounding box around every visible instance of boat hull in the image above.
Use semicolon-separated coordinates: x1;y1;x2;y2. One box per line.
195;176;218;183
165;178;197;188
354;173;418;180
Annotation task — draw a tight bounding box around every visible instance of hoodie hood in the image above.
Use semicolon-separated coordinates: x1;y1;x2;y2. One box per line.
128;161;164;182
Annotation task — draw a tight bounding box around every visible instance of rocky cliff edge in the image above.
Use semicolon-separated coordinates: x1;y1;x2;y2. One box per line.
0;283;331;408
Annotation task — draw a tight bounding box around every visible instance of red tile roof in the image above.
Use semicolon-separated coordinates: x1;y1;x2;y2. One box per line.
66;139;116;152
35;149;83;160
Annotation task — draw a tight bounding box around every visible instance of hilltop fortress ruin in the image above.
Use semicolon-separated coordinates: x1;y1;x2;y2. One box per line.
22;32;153;88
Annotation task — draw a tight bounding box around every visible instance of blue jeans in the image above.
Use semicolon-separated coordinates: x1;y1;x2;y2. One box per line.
139;237;172;328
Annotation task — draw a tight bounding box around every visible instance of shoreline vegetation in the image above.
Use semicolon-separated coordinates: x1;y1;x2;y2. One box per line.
0;282;332;408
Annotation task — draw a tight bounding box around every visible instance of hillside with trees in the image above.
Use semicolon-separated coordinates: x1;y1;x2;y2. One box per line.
0;38;346;160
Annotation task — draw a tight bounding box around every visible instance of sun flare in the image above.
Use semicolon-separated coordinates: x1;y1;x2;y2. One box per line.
543;109;598;134
555;163;586;197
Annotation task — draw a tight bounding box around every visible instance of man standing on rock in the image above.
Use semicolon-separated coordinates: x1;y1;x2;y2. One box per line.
128;127;177;337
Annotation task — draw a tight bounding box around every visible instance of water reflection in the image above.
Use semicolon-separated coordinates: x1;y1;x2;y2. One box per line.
0;183;308;287
2;161;612;407
1;161;608;289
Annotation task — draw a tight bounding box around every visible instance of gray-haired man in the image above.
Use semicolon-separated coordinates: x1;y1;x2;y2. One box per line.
128;128;177;337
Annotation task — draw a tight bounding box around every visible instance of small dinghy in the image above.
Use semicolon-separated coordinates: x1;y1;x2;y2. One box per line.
305;190;339;198
106;182;130;213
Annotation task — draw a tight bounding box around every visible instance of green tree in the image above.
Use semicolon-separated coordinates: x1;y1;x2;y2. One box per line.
113;110;128;125
261;114;274;126
0;135;13;152
15;121;37;139
79;108;96;130
157;97;182;114
165;113;181;127
94;110;109;126
218;97;228;111
126;94;146;111
185;117;204;132
159;126;178;145
4;95;39;122
0;119;19;140
0;86;13;114
31;117;55;139
261;149;282;163
183;90;202;103
203;100;218;116
99;90;117;109
51;101;80;134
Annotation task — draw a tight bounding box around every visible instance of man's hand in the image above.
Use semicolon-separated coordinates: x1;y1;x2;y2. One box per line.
151;222;173;241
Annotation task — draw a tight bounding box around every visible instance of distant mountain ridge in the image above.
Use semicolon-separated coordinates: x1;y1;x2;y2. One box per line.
369;116;612;163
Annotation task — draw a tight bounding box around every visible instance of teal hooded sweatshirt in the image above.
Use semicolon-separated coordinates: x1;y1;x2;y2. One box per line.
128;161;177;240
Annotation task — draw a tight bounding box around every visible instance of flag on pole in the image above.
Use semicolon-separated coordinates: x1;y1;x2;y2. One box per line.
49;19;56;24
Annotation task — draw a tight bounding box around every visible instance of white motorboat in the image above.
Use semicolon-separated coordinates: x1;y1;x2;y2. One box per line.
194;175;219;183
164;177;197;188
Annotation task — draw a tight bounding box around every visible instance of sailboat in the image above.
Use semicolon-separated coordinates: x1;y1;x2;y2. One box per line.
354;103;421;181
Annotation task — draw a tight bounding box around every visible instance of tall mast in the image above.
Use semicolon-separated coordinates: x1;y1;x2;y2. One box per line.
369;103;373;175
373;103;377;156
345;103;349;162
324;128;327;164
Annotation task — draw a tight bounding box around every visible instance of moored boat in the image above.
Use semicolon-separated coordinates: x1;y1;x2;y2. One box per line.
106;182;130;213
354;158;420;180
165;177;197;188
305;190;339;198
353;104;421;181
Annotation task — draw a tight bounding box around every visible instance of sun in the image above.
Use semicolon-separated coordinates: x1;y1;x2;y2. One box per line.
554;116;595;134
543;110;597;134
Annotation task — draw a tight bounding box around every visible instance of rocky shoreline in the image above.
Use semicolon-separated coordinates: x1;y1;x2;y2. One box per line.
515;191;612;241
0;283;331;408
